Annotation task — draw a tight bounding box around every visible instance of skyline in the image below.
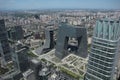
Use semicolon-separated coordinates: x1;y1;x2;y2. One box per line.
0;0;120;10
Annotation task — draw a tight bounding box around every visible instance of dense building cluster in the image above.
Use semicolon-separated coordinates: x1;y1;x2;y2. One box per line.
0;9;120;80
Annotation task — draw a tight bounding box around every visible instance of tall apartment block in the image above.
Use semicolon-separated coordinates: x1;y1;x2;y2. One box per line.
0;19;11;62
85;19;120;80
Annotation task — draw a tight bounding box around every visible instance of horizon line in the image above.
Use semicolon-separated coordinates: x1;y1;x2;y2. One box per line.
0;8;120;11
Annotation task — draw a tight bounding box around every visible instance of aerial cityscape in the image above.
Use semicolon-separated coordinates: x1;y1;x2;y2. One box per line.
0;0;120;80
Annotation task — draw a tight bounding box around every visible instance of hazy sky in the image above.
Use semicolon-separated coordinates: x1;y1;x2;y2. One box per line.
0;0;120;10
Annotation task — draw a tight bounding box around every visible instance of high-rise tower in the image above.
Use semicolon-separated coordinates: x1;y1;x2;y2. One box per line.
35;27;55;55
55;23;88;59
0;19;11;62
85;19;120;80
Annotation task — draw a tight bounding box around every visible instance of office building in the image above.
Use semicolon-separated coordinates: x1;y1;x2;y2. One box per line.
43;27;54;49
55;23;88;59
12;42;30;72
30;59;42;80
11;44;20;70
85;19;120;80
8;26;24;40
0;19;11;62
0;42;7;67
35;27;55;55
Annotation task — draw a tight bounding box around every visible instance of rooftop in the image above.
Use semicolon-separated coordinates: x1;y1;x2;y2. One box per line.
37;49;88;78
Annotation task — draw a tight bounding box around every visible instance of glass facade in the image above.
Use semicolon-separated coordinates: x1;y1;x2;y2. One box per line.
0;19;11;61
85;19;120;80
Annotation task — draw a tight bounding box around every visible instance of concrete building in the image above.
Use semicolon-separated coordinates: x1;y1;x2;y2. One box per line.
85;19;120;80
55;23;88;59
0;19;11;63
30;39;41;49
23;69;36;80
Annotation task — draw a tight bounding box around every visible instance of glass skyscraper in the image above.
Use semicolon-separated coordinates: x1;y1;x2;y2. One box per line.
85;19;120;80
0;19;11;62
